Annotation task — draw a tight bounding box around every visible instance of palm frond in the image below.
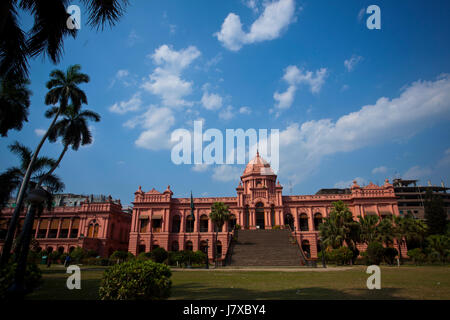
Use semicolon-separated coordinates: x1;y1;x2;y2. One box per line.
81;0;129;30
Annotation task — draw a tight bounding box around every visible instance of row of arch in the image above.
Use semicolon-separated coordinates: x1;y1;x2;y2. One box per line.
285;213;323;231
170;214;237;233
138;240;223;256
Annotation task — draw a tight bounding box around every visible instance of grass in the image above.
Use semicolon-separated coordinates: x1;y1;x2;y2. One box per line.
26;265;450;300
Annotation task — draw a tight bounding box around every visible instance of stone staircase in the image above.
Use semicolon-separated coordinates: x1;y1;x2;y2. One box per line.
228;229;305;266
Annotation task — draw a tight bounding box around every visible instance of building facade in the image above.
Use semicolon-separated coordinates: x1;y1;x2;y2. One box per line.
392;178;450;219
128;152;403;260
0;194;131;257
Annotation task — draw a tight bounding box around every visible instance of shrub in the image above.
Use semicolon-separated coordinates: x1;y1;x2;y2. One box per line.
272;225;281;230
110;250;134;263
137;252;152;261
70;247;87;263
99;260;172;300
328;247;353;265
193;250;207;265
151;247;168;263
0;261;43;299
366;242;384;265
235;224;241;230
383;247;399;265
407;248;426;265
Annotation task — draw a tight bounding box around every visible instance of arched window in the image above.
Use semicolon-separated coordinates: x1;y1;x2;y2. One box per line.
172;215;181;233
186;215;194;233
314;213;323;231
200;240;208;254
299;213;309;231
285;213;294;230
47;246;54;254
228;214;236;231
151;240;159;250
270;205;275;226
69;246;75;253
185;240;193;251
302;240;311;258
216;240;222;258
93;223;99;238
110;223;115;238
87;224;94;238
58;246;64;254
200;215;209;232
171;241;179;252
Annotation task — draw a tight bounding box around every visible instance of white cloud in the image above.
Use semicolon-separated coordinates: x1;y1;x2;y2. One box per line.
344;55;363;72
219;105;235;120
372;166;388;175
201;90;223;111
215;0;296;51
239;106;252;114
109;69;137;88
109;93;142;114
212;165;243;182
142;45;201;108
243;0;260;13
276;75;450;185
35;129;46;137
124;106;175;150
357;8;365;22
127;30;141;46
334;177;366;189
274;65;327;109
403;166;432;180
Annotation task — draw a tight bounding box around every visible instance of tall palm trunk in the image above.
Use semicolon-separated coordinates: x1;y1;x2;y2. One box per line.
0;108;61;266
397;239;403;265
38;144;68;186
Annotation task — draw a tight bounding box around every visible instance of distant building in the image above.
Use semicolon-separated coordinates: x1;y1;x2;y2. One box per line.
128;152;402;262
0;194;131;257
392;179;450;219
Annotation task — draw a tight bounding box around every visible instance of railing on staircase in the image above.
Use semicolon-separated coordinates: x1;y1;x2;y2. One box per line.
286;225;313;266
224;226;237;266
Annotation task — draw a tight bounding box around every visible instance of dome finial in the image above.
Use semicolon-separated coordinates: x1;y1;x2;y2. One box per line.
256;149;259;157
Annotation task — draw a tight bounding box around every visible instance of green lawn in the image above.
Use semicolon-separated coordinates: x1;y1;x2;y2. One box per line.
26;265;450;300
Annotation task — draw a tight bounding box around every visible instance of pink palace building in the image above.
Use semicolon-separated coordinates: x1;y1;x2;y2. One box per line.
128;152;403;262
0;194;131;257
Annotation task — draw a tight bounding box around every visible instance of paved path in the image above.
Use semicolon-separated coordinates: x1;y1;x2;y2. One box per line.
171;266;355;272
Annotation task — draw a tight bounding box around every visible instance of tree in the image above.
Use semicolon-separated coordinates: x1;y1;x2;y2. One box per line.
0;73;31;137
358;214;379;245
40;104;100;182
393;214;427;264
426;235;449;263
0;0;127;136
0;65;89;266
209;202;230;267
0;141;64;209
0;0;129;79
319;201;360;263
424;190;448;235
375;216;394;246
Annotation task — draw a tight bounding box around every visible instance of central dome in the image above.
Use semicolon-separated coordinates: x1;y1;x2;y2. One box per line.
243;151;275;175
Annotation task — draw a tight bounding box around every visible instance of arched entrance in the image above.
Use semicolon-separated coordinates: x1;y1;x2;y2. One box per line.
285;213;294;230
255;203;265;229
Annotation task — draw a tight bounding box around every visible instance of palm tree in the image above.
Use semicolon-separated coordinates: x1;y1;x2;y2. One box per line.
358;214;379;245
393;214;427;264
375;216;395;246
0;65;89;266
0;0;129;78
0;72;31;137
0;142;64;209
39;104;101;183
209;202;230;267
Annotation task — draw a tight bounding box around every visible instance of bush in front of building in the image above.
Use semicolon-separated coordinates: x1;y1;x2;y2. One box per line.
137;252;152;261
328;247;353;265
0;261;43;299
365;242;385;265
110;250;134;263
407;248;427;265
383;247;399;265
98;260;172;300
151;247;168;263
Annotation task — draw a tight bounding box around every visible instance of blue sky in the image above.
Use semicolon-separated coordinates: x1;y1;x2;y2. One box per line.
1;0;450;205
